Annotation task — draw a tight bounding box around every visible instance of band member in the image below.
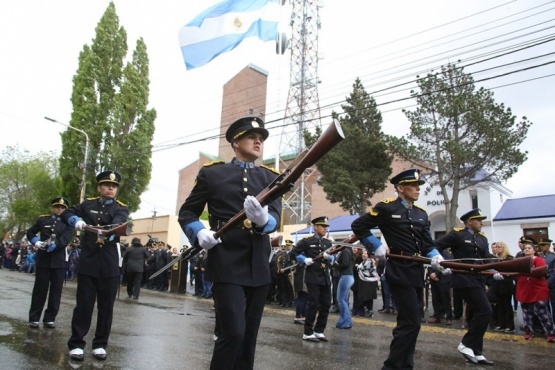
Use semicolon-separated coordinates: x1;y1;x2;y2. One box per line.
351;168;444;369
26;197;74;329
178;116;281;370
436;208;501;366
62;170;129;361
289;216;333;342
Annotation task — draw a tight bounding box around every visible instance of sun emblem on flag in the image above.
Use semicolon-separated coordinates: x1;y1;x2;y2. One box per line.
234;17;243;29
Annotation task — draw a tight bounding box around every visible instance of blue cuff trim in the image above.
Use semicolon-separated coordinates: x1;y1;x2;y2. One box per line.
262;215;277;233
30;236;39;244
427;249;440;258
295;255;306;264
361;234;382;252
68;216;80;227
47;244;57;252
184;220;205;246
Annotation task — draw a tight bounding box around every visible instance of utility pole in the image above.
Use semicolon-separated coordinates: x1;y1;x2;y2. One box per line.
45;116;90;203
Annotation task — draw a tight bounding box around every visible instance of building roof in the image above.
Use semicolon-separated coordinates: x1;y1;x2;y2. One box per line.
493;194;555;221
293;214;359;235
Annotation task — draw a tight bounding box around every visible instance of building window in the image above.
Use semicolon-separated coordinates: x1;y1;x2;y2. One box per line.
523;227;548;243
470;190;478;209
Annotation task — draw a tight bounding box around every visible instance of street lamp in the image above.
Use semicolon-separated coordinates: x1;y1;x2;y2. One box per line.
45;116;90;203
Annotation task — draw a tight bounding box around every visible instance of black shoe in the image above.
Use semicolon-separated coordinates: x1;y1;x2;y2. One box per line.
294;319;305;325
476;356;494;366
43;322;55;329
133;296;138;299
29;322;39;329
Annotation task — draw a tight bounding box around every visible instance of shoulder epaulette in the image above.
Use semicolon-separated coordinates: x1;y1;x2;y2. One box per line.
116;200;127;207
203;161;225;167
260;165;280;175
323;237;331;241
413;203;426;211
87;197;99;201
38;214;50;218
454;227;464;231
478;231;486;236
303;236;311;239
380;198;395;204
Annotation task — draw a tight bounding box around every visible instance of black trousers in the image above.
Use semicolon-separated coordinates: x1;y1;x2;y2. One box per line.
29;267;65;323
496;291;515;330
383;284;423;370
457;287;492;356
68;274;119;350
126;271;143;298
430;282;452;319
210;283;269;370
453;288;464;318
278;273;293;304
304;282;331;335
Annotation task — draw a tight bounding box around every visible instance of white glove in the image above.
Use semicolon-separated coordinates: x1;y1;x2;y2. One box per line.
430;254;444;270
304;257;314;266
373;245;387;258
493;272;504;281
75;220;87;231
442;268;452;276
243;195;268;226
323;252;332;260
197;229;221;250
35;241;45;250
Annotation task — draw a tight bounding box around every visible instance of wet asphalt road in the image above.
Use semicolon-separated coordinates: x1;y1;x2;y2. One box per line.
0;268;554;370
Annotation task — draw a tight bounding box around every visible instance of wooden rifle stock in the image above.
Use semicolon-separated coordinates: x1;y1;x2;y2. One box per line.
387;253;533;274
271;235;283;248
314;235;359;262
213;119;345;239
84;222;132;237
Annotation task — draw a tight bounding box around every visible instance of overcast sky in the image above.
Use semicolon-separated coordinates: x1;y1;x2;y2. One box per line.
1;0;554;219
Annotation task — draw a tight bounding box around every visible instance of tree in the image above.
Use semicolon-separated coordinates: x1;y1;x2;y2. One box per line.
387;63;531;230
305;78;393;215
59;2;156;212
0;146;61;241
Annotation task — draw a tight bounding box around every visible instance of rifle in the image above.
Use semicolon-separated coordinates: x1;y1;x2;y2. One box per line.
271;235;283;248
84;222;132;246
281;235;359;272
150;120;345;280
449;264;547;279
387;253;532;274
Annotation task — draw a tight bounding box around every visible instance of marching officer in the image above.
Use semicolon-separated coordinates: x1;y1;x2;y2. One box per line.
178;116;282;370
289;216;334;342
351;168;444;369
436;208;500;366
26;196;74;329
62;170;129;362
277;240;294;307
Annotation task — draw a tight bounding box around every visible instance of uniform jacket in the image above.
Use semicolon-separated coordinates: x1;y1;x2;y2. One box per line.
61;197;129;278
516;256;549;303
436;227;495;289
26;214;74;269
123;243;149;273
539;251;555;288
178;160;281;286
351;197;436;287
289;235;333;286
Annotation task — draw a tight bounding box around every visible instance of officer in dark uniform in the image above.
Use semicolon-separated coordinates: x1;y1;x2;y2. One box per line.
178;116;281;370
436;208;500;366
537;238;555;319
351;168;444;370
289;216;333;342
277;241;294;307
62;170;129;362
26;196;74;329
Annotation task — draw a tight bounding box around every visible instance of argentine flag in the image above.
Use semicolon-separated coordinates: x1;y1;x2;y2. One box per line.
179;0;281;70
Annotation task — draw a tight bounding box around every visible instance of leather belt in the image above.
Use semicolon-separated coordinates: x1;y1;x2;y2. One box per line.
213;218;251;230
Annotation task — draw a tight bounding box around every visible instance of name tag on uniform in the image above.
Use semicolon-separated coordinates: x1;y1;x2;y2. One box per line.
464;240;472;243
309;244;318;248
90;210;99;214
391;215;401;219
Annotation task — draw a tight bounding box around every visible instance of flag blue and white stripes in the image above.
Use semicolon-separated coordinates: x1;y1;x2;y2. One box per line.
179;0;281;70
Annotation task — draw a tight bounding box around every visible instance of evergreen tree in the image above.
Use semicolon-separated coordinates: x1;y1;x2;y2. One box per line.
305;78;392;215
387;63;531;230
59;2;156;212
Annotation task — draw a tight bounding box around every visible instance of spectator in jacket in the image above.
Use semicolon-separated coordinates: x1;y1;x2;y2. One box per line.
123;238;149;299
